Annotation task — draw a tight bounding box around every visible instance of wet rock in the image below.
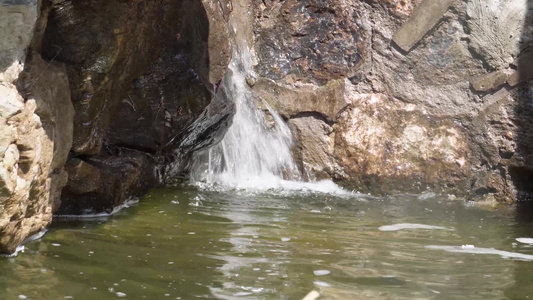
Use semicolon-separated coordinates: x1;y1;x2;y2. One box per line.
64;159;101;195
289;116;339;181
253;79;348;121
37;0;233;215
164;82;236;179
58;148;158;215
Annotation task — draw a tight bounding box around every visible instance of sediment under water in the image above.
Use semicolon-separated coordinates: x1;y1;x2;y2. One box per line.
1;185;532;300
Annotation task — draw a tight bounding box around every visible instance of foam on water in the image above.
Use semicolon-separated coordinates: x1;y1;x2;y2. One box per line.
0;245;25;258
54;198;139;220
379;223;452;232
426;245;533;261
516;238;533;244
190;21;351;197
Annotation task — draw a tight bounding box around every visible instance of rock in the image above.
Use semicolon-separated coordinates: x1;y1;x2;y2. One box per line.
471;69;519;92
334;93;470;194
385;0;422;16
392;0;453;52
64;159;101;195
0;0;74;254
249;0;533;202
0;144;19;197
58;148;158;215
0;83;24;119
253;79;348;121
0;1;38;82
198;0;232;86
42;0;229;155
104;51;211;152
466;0;529;70
37;0;234;216
290;116;338;180
254;0;366;84
246;76;256;87
22;54;74;170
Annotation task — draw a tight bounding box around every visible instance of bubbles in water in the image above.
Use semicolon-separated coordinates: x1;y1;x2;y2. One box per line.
314;281;331;287
313;270;331;276
516;238;533;244
378;223;452;232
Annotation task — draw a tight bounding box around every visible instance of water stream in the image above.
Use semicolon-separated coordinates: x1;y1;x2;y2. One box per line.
190;26;298;189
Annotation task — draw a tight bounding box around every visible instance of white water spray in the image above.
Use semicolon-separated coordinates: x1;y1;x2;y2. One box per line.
190;23;350;195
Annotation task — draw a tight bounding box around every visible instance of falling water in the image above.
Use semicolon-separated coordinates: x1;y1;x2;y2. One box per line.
190;29;301;190
190;24;349;195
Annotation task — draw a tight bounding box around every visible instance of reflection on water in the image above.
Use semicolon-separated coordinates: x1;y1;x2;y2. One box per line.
1;186;532;299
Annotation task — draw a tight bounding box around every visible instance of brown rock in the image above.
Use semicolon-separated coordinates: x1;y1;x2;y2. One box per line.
334;93;470;195
290;116;338;180
253;79;348;121
0;1;73;252
471;69;518;92
64;159;101;195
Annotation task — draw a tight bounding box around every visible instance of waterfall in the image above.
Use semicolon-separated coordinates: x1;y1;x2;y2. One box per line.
190;22;350;195
190;29;301;189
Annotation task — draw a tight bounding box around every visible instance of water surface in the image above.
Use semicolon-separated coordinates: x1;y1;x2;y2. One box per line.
1;186;532;299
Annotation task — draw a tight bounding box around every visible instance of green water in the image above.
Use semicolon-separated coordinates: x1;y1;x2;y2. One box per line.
1;185;533;299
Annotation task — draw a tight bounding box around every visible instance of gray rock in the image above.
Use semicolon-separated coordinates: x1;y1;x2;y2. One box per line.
392;0;453;52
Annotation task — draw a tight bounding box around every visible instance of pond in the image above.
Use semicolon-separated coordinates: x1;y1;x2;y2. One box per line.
1;185;532;299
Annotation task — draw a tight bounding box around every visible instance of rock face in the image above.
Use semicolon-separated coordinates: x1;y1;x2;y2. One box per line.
0;0;233;253
0;0;74;253
249;0;533;201
39;0;233;215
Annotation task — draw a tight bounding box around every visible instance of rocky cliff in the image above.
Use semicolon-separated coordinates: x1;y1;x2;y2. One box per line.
1;0;533;254
249;0;533;203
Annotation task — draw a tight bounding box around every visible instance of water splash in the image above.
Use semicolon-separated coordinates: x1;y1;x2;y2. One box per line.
190;23;350;196
191;26;297;187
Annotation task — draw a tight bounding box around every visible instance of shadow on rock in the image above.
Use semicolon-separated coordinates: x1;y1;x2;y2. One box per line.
514;0;533;204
